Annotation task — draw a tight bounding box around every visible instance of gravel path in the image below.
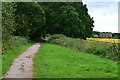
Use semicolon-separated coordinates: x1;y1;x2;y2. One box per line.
3;43;40;78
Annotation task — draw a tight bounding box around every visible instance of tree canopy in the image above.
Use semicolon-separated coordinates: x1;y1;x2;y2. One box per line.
2;2;16;41
2;2;94;41
39;2;94;39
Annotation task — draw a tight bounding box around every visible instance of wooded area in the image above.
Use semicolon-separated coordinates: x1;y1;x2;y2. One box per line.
2;2;94;53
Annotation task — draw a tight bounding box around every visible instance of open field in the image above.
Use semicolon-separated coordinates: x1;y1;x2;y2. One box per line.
33;43;118;78
88;38;120;43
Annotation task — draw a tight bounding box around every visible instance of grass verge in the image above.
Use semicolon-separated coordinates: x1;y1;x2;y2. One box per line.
33;43;118;78
2;43;34;75
0;54;1;77
47;34;120;61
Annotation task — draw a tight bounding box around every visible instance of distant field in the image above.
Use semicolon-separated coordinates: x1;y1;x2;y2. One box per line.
88;38;120;43
33;43;118;78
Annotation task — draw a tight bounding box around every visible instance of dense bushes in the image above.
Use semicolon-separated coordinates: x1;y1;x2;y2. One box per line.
2;36;29;54
47;34;67;44
2;3;30;54
47;34;120;61
2;2;16;40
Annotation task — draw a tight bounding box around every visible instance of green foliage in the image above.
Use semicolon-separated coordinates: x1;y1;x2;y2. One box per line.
46;3;81;37
14;2;46;40
1;3;29;54
2;2;94;43
71;3;94;38
47;34;120;61
2;43;34;75
3;2;94;41
2;2;16;40
39;2;94;39
33;43;118;78
113;33;120;39
110;43;120;61
2;36;29;54
0;54;1;77
47;34;67;43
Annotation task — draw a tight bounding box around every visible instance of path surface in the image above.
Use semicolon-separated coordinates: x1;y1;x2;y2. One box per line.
3;43;40;78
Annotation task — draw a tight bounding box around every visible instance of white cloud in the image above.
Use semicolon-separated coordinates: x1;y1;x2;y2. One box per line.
83;2;118;33
93;14;118;33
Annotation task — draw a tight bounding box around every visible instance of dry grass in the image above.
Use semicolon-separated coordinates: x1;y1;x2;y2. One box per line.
88;38;120;43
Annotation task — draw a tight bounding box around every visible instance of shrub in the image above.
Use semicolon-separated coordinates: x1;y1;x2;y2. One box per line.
111;43;120;61
2;36;28;54
47;34;67;44
47;34;120;61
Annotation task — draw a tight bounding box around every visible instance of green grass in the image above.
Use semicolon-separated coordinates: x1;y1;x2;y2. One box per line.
0;54;2;77
33;43;118;78
2;43;34;75
47;35;120;61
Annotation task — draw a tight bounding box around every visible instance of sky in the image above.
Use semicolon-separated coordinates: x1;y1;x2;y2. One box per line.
83;0;119;33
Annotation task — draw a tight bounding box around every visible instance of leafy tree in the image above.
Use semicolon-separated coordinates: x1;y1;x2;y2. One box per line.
71;2;94;39
14;2;46;40
2;2;16;40
12;2;94;41
39;2;94;39
93;31;100;35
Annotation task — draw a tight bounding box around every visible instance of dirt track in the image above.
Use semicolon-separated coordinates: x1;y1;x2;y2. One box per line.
3;43;40;78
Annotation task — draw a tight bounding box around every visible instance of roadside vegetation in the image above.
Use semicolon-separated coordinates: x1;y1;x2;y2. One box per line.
46;34;120;61
0;55;2;77
33;43;118;78
2;36;29;54
2;43;34;75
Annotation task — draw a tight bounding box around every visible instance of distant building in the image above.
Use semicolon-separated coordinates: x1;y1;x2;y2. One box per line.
99;33;112;38
93;34;99;37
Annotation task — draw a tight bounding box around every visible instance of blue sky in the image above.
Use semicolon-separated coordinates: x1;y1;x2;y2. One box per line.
83;0;119;33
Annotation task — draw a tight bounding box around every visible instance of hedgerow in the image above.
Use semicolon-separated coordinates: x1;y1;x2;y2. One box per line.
2;36;29;54
47;34;120;61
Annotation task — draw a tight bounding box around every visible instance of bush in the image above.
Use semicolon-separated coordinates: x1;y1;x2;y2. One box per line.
2;36;29;54
47;34;120;61
110;43;120;61
47;34;67;44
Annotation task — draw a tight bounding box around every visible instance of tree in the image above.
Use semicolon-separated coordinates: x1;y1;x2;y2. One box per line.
13;2;94;41
39;2;94;39
71;2;94;39
14;2;46;40
2;2;16;40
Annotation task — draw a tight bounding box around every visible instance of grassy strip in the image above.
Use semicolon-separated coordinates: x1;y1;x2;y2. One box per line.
0;54;1;77
2;43;34;75
33;43;118;78
47;34;120;61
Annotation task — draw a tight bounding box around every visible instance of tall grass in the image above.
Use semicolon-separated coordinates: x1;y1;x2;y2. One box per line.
47;34;120;61
0;54;2;77
111;42;120;61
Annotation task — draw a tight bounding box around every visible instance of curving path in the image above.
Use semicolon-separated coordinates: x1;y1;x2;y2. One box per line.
3;43;40;78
